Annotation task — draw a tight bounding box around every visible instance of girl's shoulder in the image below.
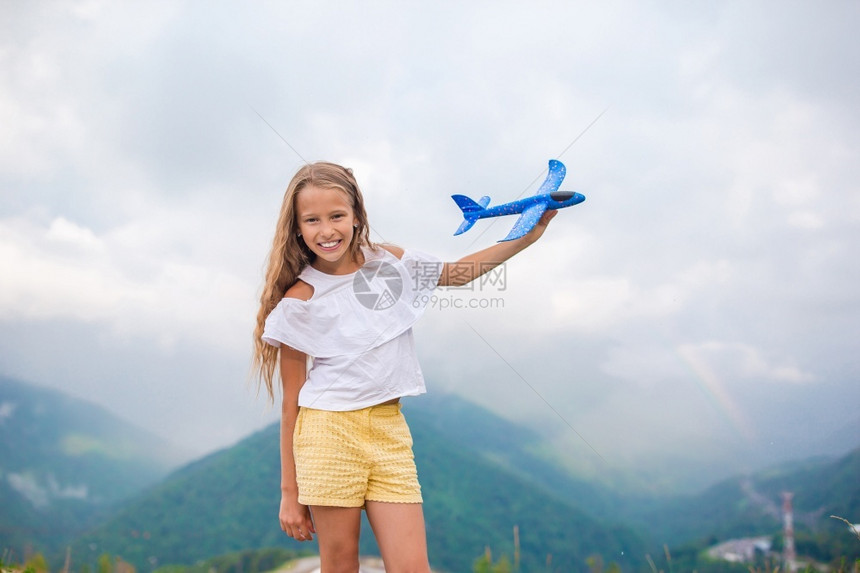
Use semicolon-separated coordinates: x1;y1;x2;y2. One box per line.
377;243;404;260
283;279;313;301
371;244;441;270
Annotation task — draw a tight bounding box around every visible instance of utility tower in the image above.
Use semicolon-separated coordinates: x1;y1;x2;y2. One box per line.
782;491;796;572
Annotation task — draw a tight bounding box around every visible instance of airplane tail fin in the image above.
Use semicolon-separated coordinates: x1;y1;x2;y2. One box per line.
451;195;491;235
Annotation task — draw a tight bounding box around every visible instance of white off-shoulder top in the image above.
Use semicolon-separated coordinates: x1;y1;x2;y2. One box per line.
262;246;442;411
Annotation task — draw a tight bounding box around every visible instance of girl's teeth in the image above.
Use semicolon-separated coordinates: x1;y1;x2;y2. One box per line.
321;241;339;248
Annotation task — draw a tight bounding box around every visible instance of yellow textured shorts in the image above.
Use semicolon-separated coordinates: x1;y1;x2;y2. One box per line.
293;403;422;507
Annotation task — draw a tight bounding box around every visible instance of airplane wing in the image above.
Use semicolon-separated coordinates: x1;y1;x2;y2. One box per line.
500;202;548;242
535;159;566;195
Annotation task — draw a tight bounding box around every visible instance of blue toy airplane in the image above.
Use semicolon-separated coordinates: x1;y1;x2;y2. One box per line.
452;159;585;242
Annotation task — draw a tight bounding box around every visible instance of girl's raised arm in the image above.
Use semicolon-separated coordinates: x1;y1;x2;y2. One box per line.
438;210;557;287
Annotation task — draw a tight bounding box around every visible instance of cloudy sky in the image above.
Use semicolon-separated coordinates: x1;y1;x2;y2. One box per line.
2;1;858;490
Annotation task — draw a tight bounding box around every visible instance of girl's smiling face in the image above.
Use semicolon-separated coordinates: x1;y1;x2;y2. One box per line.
295;184;359;273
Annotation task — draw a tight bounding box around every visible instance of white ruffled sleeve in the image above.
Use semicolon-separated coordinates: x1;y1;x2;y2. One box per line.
260;298;307;351
400;248;443;311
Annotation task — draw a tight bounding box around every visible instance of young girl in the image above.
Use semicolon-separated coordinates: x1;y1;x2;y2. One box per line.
253;162;556;573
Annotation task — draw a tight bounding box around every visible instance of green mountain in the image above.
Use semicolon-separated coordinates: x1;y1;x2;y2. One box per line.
0;377;187;560
70;394;648;573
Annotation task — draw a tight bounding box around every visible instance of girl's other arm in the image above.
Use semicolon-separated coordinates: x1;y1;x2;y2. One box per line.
278;344;316;541
438;210;557;287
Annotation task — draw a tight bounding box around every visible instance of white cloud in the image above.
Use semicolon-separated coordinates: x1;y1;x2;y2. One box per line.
786;211;825;230
0;217;119;320
498;252;735;334
677;341;814;385
602;338;814;392
0;213;256;351
7;472;50;508
0;400;16;424
46;217;105;252
6;472;89;509
0;0;858;479
601;343;688;390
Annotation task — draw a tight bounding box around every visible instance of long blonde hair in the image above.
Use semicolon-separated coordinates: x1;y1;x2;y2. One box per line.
253;161;373;400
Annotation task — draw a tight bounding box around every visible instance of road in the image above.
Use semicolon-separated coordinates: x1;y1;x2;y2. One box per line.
272;556;386;573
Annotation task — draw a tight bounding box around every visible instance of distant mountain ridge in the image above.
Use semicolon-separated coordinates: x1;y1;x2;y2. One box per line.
3;378;858;572
0;376;187;558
